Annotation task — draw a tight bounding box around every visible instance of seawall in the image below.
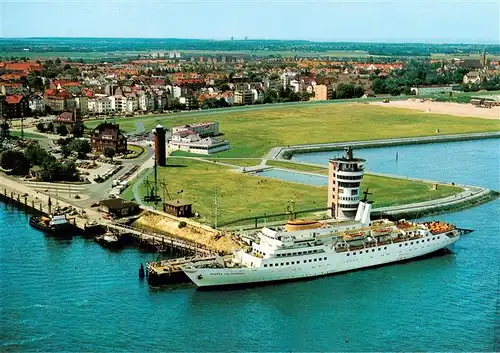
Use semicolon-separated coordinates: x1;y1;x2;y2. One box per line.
272;131;500;159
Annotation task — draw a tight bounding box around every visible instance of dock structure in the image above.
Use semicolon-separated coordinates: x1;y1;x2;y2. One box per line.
106;223;216;256
0;175;103;231
146;255;217;286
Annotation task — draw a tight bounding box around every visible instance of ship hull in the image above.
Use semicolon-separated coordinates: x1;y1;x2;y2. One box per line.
29;216;73;236
183;232;460;288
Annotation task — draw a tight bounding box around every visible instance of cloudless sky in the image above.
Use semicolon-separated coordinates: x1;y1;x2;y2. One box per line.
0;0;499;43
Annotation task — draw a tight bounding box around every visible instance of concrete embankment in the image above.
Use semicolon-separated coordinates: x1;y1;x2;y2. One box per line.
0;174;95;230
271;131;500;159
373;188;498;219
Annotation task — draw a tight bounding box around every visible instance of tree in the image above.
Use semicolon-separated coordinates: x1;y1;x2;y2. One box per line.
218;83;231;91
263;89;278;104
0;120;10;141
103;147;115;159
61;143;72;157
56;124;68;136
25;143;50;166
36;122;46;133
0;150;30;175
55;57;61;65
46;122;54;133
69;139;91;158
71;122;85;138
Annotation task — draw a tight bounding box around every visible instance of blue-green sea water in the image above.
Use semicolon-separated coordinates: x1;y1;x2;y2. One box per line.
1;139;499;352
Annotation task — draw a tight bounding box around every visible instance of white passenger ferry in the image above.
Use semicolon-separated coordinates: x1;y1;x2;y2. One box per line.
181;201;468;288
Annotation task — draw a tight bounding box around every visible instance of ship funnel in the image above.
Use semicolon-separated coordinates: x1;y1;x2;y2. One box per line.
361;202;373;226
355;201;366;221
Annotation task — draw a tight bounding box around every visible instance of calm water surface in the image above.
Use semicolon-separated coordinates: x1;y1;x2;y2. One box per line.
292;138;500;190
1;139;499;351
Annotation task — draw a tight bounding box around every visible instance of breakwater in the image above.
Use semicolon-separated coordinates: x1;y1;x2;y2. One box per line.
273;131;500;159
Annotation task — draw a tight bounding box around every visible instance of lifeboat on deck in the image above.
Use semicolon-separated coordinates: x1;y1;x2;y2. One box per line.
285;219;323;232
371;228;392;236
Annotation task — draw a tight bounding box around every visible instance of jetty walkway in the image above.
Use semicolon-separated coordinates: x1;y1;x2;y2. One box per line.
106;223;215;256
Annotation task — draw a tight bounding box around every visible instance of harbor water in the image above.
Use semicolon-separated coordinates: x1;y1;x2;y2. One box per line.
1;139;499;351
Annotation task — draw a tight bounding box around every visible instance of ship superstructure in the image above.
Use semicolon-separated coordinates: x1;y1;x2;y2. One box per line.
182;198;465;288
181;147;470;288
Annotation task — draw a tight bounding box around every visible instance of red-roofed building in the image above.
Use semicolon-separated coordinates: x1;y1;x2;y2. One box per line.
91;123;127;154
44;88;74;113
0;73;27;81
50;80;81;89
4;62;42;74
3;94;29;119
55;110;81;132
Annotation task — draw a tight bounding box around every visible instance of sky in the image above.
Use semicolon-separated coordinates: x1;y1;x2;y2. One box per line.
0;0;499;44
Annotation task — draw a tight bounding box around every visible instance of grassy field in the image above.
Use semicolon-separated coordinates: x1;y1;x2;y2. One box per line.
121;144;145;159
126;158;461;225
9;130;47;139
206;158;262;167
86;103;500;158
0;49;370;59
0;51;142;60
266;160;329;174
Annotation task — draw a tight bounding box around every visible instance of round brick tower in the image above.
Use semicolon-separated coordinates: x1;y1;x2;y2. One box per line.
154;124;166;167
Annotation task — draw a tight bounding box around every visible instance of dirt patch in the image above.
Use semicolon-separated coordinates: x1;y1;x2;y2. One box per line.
371;100;500;120
132;212;243;254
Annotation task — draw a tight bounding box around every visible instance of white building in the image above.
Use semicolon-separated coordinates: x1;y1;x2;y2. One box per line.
88;95;115;114
114;96;127;113
126;97;138;113
28;94;45;114
410;85;456;96
290;79;304;93
463;71;482;85
168;130;230;155
166;85;182;98
172;121;219;137
280;71;297;88
137;92;147;111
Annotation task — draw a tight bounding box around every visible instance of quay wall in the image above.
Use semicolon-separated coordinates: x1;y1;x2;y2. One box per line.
273;131;500;159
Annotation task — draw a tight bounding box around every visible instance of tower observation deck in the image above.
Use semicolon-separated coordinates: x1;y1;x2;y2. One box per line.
327;147;365;219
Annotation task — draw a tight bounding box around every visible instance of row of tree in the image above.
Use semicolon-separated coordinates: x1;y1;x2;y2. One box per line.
36;122;85;138
0;143;80;181
370;60;500;96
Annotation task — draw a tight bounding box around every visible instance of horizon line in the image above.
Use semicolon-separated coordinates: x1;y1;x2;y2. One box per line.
1;36;499;46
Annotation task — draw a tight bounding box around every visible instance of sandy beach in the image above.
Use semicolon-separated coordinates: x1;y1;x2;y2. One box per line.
371;99;500;120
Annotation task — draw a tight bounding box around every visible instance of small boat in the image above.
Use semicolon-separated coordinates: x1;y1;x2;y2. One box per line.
84;220;105;235
95;233;123;250
285;219;323;232
29;214;73;235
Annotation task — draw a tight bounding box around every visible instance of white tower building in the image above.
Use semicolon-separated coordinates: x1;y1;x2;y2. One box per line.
327;147;365;219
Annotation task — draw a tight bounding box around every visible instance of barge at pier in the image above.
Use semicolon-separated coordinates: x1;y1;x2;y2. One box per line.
29;213;74;234
146;256;218;286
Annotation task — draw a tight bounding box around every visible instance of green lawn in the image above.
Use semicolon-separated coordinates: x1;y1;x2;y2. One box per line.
121;144;145;159
266;160;329;175
127;158;461;225
206;158;262;167
9;130;47;139
86;103;500;158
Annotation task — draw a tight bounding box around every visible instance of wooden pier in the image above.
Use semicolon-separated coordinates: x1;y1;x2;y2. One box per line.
0;174;220;261
0;184;87;231
106;223;215;256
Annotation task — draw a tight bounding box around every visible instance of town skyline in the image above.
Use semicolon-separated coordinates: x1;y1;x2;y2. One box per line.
2;0;499;44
